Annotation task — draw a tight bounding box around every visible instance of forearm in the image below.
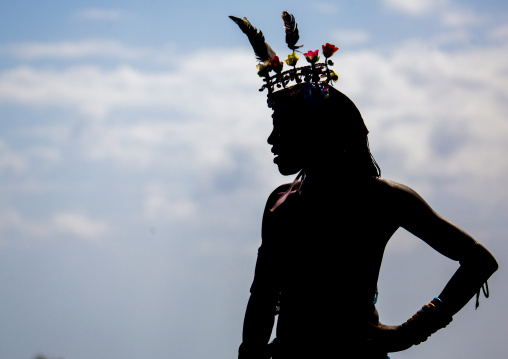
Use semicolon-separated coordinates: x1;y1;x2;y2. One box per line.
390;242;498;349
381;184;499;352
239;292;277;359
242;292;277;346
438;241;498;315
376;243;498;353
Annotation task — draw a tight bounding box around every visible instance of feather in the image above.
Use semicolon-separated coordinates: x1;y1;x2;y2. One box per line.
229;15;276;63
281;11;303;51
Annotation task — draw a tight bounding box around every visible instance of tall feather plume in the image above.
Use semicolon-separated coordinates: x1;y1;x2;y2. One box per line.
281;11;303;51
229;15;276;63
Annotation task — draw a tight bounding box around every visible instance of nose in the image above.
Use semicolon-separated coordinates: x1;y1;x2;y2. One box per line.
267;128;277;145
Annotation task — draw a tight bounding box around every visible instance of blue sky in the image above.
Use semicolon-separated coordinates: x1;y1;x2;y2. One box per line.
0;1;507;359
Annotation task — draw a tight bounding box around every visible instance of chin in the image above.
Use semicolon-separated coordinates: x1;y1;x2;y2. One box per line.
273;155;302;176
276;163;301;176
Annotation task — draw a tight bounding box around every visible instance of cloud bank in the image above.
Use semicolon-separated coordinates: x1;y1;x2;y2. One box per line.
1;25;507;359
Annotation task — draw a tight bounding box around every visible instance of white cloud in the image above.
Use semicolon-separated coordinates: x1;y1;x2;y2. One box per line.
440;9;488;27
0;209;110;242
0;140;28;173
27;146;62;164
143;182;197;222
0;209;23;234
52;212;110;239
76;8;124;21
3;40;145;60
0;139;62;184
311;2;340;14
0;65;177;118
332;29;370;46
1;30;507;359
0;47;270;178
382;0;488;29
429;30;473;47
382;0;444;15
0;49;258;118
335;41;508;207
488;24;508;42
1;40;508;212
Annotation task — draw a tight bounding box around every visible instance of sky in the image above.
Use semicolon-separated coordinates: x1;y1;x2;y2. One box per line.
0;0;507;358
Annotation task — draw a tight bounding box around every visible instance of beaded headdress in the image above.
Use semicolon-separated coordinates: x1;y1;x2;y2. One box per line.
229;11;339;108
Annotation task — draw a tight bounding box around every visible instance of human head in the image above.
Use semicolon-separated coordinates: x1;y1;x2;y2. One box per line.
267;84;381;178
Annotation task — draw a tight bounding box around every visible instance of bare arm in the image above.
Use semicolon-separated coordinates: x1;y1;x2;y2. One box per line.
239;186;288;359
397;182;498;315
239;248;279;358
240;245;279;356
240;292;278;358
371;181;498;352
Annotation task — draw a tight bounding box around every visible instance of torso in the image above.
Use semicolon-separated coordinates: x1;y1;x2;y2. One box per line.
259;177;402;355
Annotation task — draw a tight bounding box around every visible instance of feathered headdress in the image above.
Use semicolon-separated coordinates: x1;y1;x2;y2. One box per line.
229;11;339;99
281;11;303;52
228;16;277;75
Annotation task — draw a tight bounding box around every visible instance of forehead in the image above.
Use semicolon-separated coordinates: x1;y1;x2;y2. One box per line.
271;110;310;135
271;106;297;126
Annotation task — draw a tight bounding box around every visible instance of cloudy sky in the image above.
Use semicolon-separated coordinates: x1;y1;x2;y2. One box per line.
0;1;507;358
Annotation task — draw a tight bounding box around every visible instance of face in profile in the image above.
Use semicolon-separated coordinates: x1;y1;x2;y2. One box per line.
267;101;346;176
267;107;306;176
266;86;374;178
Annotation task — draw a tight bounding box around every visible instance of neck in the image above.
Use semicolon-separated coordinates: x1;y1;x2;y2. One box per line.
300;166;339;187
301;164;372;189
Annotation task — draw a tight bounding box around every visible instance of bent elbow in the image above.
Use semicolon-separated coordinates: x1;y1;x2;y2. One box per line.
479;243;498;273
486;253;499;275
467;242;499;278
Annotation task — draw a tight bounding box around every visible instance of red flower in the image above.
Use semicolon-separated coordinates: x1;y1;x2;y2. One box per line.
271;56;284;73
322;43;339;58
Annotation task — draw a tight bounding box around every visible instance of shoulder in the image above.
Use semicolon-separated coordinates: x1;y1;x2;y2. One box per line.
264;183;293;212
367;178;436;219
261;183;293;241
372;177;410;191
371;178;425;200
373;178;443;232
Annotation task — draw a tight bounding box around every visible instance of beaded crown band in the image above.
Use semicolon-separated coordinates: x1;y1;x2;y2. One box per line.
229;11;339;104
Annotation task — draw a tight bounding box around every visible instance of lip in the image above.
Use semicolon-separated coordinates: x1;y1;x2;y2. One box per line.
271;148;279;163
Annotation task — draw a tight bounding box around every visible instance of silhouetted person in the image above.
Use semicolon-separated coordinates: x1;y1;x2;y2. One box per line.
238;86;497;359
230;12;498;359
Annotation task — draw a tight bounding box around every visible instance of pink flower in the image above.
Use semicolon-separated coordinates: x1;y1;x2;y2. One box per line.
304;50;320;64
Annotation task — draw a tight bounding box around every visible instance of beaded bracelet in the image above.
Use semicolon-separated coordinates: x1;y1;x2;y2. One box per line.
405;298;442;323
402;297;452;345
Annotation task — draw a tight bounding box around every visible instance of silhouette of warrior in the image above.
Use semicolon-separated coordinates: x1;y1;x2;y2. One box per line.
230;12;498;359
